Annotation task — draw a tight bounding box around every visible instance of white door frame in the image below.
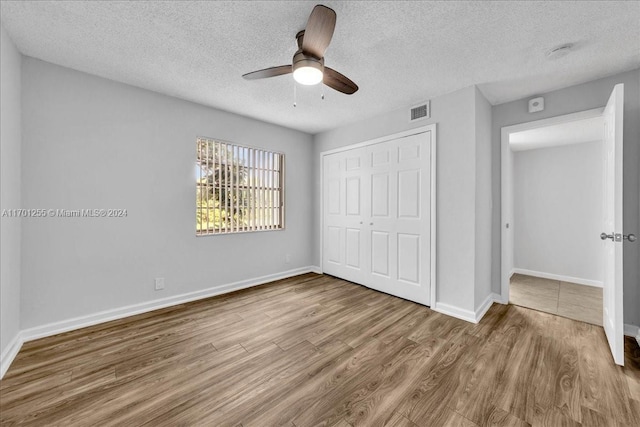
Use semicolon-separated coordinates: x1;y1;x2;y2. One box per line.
320;124;437;307
500;108;605;303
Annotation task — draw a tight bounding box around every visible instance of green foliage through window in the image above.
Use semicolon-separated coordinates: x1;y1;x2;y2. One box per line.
196;137;284;235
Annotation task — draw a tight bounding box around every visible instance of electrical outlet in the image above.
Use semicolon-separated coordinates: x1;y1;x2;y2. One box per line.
285;254;291;264
155;277;165;290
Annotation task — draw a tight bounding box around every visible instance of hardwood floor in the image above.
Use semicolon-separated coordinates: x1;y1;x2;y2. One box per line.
1;273;638;426
510;274;603;325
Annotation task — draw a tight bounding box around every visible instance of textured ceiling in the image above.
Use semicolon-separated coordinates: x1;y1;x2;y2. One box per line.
1;1;638;134
510;116;603;151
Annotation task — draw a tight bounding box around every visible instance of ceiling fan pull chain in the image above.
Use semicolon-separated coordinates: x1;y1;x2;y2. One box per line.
321;85;325;100
293;82;297;107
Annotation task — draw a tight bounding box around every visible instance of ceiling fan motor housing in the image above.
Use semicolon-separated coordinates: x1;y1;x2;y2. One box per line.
293;30;324;75
292;50;324;74
292;28;324;85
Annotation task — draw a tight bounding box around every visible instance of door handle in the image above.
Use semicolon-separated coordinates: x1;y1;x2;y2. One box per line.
601;232;636;242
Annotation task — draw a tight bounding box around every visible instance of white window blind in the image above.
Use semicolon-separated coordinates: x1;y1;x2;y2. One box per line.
196;137;284;235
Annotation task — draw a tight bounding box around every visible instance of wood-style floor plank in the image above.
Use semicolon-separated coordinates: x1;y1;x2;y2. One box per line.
1;273;639;426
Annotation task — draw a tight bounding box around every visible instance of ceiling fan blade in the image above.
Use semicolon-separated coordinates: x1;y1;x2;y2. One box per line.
302;5;336;58
242;65;292;80
323;67;358;95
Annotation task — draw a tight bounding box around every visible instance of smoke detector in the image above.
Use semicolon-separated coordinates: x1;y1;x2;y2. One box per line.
546;43;573;60
528;97;544;113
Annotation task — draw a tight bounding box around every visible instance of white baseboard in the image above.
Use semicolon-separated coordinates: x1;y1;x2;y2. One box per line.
309;265;322;275
474;293;495;322
512;268;602;288
0;332;24;379
3;266;634;379
433;302;478;323
2;266;321;379
433;293;507;324
624;323;639;340
19;266;320;344
493;291;509;305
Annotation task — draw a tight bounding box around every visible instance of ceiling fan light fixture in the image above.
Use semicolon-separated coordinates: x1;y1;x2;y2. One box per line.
242;5;357;94
294;66;323;85
293;58;323;85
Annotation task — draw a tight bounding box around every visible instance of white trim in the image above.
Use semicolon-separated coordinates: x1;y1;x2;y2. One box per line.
0;332;24;379
319;124;437;307
501;125;514;307
309;265;322;275
433;293;501;324
624;323;639;339
320;125;435;157
2;267;319;379
432;302;478;323
503;108;605;135
430;125;438;308
19;266;318;344
512;268;603;288
493;291;508;305
318;146;324;278
474;293;495;322
500;108;605;303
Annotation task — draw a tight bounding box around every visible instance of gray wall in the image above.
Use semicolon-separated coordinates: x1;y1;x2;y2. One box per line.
492;69;640;326
0;25;22;358
514;141;603;284
20;58;314;329
314;86;488;313
474;87;493;308
8;51;639;337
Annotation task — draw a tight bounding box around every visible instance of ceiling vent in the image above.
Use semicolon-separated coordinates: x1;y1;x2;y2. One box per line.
410;101;430;122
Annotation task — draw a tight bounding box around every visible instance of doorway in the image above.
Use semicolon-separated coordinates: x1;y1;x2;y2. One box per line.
501;108;607;327
503;85;625;365
507;113;605;325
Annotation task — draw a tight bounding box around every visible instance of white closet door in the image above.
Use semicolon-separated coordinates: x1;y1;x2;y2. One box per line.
322;131;433;306
323;147;369;285
367;133;431;305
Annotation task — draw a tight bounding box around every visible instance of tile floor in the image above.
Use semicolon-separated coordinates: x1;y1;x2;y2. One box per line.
509;273;603;326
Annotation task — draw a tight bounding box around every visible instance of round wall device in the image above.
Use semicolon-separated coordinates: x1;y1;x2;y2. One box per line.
528;97;544;113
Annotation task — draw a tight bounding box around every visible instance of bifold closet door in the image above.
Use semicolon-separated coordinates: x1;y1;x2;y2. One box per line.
322;131;432;306
323;146;369;286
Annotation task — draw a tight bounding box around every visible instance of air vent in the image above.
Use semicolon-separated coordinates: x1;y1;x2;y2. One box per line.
410;101;430;122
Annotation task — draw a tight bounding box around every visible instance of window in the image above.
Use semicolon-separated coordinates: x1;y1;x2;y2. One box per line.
196;137;284;235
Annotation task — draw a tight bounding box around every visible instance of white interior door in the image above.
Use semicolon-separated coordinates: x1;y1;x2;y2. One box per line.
367;134;431;304
322;130;434;306
323;148;369;286
601;83;624;366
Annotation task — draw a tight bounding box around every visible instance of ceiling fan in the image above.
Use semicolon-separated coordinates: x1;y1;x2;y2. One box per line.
242;5;358;95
